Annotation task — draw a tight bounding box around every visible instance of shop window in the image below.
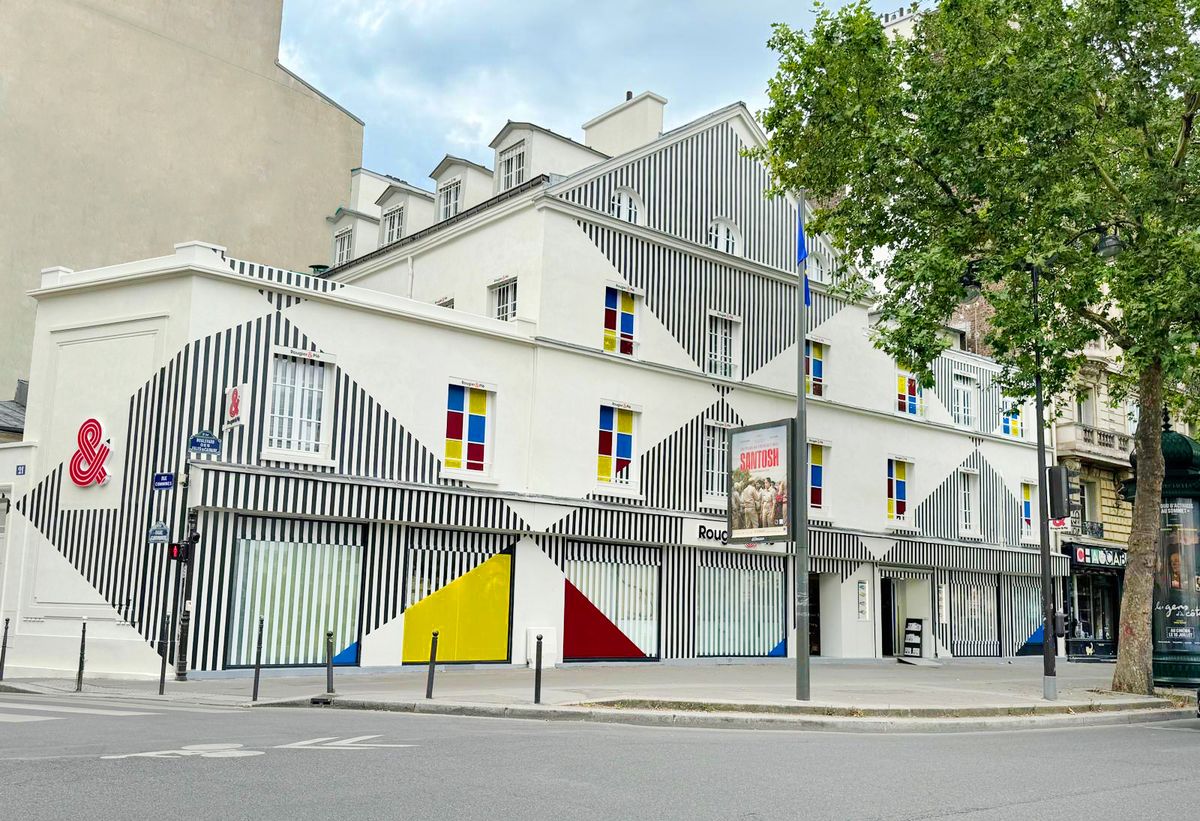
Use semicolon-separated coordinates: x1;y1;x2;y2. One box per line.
444;383;492;474
603;286;637;356
597;404;637;488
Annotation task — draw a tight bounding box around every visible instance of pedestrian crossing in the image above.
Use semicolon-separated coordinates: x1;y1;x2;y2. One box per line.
0;694;240;724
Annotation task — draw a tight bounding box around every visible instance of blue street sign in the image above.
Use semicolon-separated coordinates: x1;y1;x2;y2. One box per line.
15;465;25;476
148;521;170;544
152;472;175;490
188;430;221;455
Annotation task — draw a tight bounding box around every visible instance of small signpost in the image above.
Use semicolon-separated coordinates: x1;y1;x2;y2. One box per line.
1049;517;1070;531
223;384;248;431
902;618;924;659
148;521;170;544
152;472;175;490
188;430;220;455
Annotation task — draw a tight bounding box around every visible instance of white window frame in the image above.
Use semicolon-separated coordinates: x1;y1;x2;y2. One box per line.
952;372;979;429
440;377;500;484
1126;399;1140;435
489;277;518;322
806;337;829;399
596;400;642;496
1076;386;1096;426
610;188;642;225
498;140;526;191
262;347;336;466
887;456;913;525
381;206;404;245
333;227;353;265
808;440;829;513
438;177;462;221
602;282;641;359
896;370;925;418
705;311;741;379
707;219;741;256
1020;480;1037;543
958;468;981;537
701;421;731;505
1081;479;1101;524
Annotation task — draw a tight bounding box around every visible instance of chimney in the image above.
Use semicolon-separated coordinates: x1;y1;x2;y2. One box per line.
14;379;28;407
582;91;667;157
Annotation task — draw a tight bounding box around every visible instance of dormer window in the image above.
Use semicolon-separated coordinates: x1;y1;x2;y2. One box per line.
610;188;641;224
498;141;526;191
438;179;462;221
333;228;353;265
382;206;404;244
707;219;740;256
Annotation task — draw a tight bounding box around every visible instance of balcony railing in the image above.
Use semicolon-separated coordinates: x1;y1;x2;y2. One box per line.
1058;423;1133;465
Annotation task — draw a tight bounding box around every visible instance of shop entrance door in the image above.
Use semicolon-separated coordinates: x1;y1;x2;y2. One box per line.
809;573;821;657
881;578;897;657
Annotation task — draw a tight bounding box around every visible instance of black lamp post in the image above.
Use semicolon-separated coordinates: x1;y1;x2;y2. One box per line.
964;226;1121;701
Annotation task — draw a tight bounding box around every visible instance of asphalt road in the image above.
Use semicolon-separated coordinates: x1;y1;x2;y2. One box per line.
0;693;1197;820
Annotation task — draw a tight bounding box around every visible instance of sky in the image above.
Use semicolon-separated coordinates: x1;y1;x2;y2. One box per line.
279;0;905;187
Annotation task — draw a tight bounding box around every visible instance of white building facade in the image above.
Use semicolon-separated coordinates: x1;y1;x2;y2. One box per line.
0;96;1066;676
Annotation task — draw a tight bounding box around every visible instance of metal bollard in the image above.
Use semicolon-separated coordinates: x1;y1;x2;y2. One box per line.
0;617;9;682
534;634;543;705
252;616;265;702
425;630;439;699
75;617;87;693
324;631;335;696
158;613;170;696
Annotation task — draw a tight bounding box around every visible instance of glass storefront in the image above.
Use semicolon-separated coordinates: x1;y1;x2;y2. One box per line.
1065;544;1125;660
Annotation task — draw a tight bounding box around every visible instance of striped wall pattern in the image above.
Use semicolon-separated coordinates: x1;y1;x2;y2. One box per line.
362;522;404;634
226;256;345;296
564;559;661;657
403;528;516;607
1000;575;1044;654
884;537;1068;577
225;537;362;667
579;223;847;379
696;550;787;656
661;545;698;659
547;505;679;546
914;448;1024;547
810;529;874;563
591;395;741;512
809;556;866;582
929;356;1007;437
880;567;932;580
560;122;805;272
946;570;1001;657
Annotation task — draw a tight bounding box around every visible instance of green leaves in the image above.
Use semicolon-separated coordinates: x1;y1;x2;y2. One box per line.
757;0;1200;419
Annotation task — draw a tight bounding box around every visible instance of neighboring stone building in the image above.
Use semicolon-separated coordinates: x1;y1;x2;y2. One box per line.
0;0;363;410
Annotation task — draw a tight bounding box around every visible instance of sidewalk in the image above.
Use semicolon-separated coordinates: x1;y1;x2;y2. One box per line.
3;658;1193;732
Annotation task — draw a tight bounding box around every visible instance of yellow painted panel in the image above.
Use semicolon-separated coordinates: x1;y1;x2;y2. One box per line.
402;552;512;663
603;329;617;351
597;454;612;481
620;291;634;312
468;388;487;415
445;439;462;469
616;408;633;434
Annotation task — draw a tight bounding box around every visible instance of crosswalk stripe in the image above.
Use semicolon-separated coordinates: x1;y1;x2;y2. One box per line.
0;701;156;717
0;714;62;723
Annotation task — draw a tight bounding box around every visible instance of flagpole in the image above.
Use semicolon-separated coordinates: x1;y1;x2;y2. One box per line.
795;192;810;701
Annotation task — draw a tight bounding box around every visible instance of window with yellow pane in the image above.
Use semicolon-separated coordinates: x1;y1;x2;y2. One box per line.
445;384;491;473
597;404;636;486
603;286;637;356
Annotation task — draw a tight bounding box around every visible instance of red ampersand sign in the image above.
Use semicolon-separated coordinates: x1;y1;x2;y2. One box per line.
228;387;240;418
69;418;110;487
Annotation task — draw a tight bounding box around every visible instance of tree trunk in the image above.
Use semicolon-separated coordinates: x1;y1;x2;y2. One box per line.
1111;359;1165;694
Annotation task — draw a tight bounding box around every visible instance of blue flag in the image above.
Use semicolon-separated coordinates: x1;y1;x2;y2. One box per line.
798;209;811;306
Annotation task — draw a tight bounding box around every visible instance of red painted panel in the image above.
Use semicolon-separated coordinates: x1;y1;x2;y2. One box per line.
563;579;644;660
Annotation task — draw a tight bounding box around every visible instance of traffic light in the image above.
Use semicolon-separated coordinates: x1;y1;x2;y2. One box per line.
168;542;190;563
1047;465;1082;520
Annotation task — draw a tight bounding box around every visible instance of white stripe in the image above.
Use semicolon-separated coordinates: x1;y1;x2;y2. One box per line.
0;702;156;716
0;713;62;723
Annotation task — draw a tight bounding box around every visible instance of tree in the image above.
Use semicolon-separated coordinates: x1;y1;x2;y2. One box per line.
755;0;1200;693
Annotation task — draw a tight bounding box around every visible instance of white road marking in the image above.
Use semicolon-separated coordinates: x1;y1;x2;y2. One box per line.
102;743;263;760
0;701;155;717
275;735;416;750
0;713;62;723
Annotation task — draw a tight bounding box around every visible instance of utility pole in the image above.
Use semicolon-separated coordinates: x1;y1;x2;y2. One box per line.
794;194;811;701
1031;263;1057;701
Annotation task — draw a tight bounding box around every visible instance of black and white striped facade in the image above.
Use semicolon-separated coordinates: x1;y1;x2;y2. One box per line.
2;102;1067;675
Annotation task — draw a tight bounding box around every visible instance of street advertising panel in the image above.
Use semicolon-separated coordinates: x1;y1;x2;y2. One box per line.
1154;499;1200;656
727;419;793;545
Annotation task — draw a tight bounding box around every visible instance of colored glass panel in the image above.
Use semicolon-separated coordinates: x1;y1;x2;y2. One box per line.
806;342;825;397
888;459;909;519
598;405;635;485
809;443;824;508
897;375;921;415
604;287;636;356
1003;407;1023;437
445;385;489;472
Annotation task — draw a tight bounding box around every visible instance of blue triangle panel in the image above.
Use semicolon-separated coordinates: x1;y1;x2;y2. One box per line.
768;638;787;657
333;641;360;666
1016;625;1044;656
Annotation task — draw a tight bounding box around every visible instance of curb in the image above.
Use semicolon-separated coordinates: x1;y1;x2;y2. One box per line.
267;696;1196;733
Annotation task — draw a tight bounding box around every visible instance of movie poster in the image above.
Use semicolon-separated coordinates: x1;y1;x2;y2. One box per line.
727;420;793;544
